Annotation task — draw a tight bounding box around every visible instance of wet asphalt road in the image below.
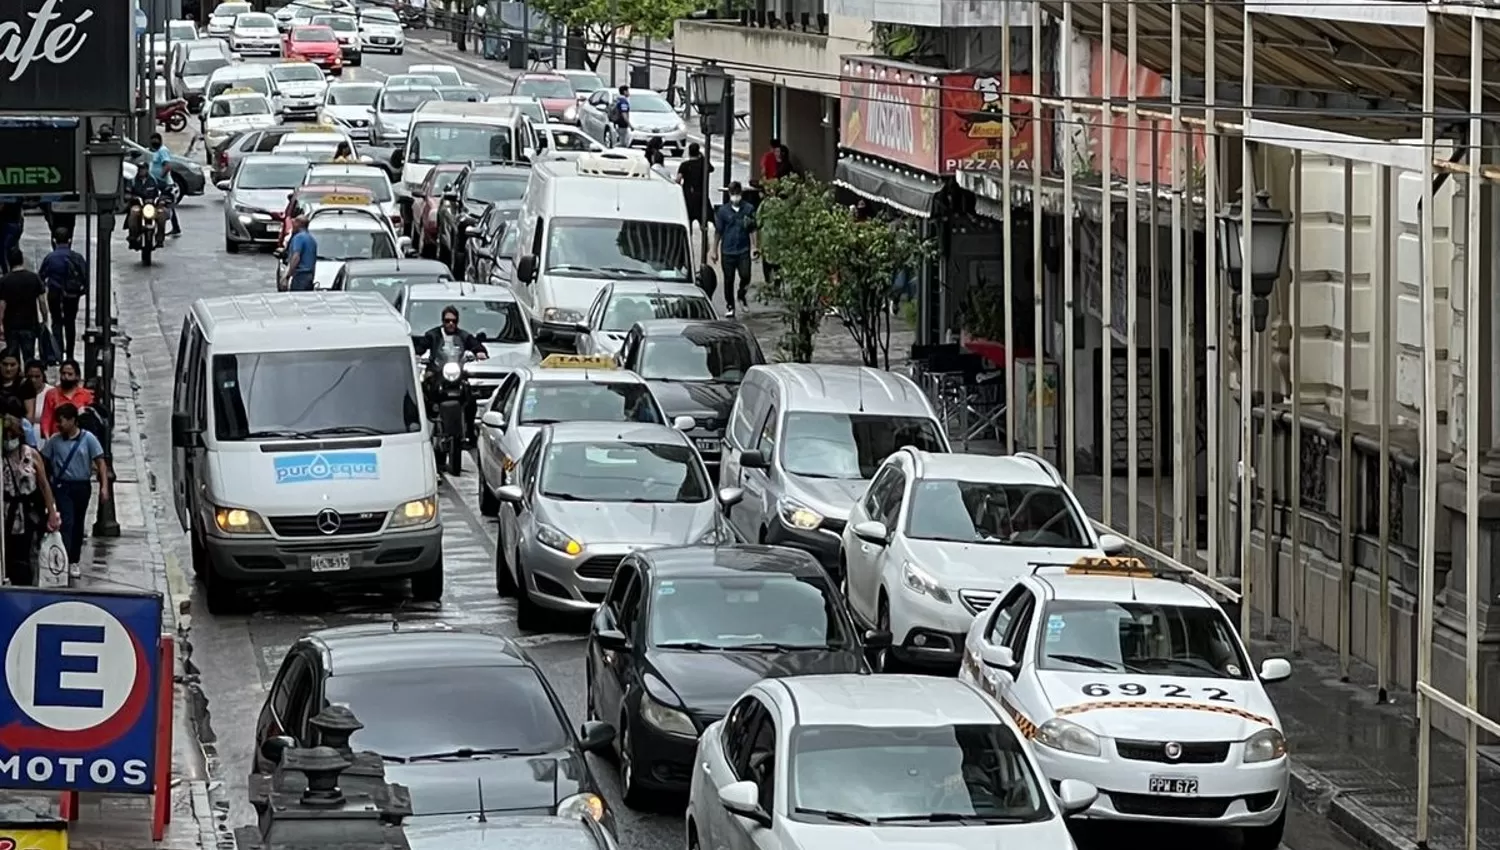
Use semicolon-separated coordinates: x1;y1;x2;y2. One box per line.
105;43;1368;850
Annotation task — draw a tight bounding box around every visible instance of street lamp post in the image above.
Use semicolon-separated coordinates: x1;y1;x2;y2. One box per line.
83;136;127;540
1216;189;1291;333
689;61;731;290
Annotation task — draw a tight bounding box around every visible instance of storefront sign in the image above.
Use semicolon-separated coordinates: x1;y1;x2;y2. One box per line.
0;0;135;114
0;826;68;850
0;125;80;197
840;58;941;175
940;74;1048;175
1089;43;1204;186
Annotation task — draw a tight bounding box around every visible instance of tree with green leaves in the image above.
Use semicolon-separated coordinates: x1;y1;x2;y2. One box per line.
829;215;933;370
527;0;699;70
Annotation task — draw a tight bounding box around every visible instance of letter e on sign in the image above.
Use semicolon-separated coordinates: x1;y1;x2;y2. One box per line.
6;602;135;730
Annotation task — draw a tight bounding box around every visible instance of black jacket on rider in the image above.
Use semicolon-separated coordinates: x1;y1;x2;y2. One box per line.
414;326;489;360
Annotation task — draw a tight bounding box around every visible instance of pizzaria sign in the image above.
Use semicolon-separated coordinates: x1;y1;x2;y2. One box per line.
0;0;133;114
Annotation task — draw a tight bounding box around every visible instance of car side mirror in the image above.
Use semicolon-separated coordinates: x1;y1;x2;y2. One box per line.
496;484;524;503
398;236;414;256
862;629;893;650
672;415;696;431
979;643;1016;672
852;520;888;546
260;734;295;767
481;411;506;429
1057;779;1099;816
171;412;201;448
1259;657;1292;683
578;720;615;753
522;146;535;161
594;627;628;652
516;254;537;283
1097;533;1126;555
214;179;230;191
718;780;770;828
717;487;743;508
738;449;768;470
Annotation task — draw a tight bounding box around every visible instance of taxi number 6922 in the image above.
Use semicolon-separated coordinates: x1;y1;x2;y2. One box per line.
1081;682;1233;701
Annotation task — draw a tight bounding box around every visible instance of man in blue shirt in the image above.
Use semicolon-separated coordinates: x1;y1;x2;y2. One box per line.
608;85;632;149
38;228;87;363
710;181;758;317
146;133;183;237
280;215;318;292
42;402;108;573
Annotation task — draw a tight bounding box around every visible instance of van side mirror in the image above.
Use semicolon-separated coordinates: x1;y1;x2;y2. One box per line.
516;254;537;283
171;412;200;448
738;449;768;469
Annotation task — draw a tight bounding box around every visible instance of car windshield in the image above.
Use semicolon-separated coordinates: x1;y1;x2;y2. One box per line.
327;84;380;105
409;298;529;344
518;78;573;99
422;169;462;196
519;382;662;426
348;274;446;304
545;217;689;281
306;173;392;201
324;666;570;760
363;8;399;23
499;225;519;253
630;93;673;113
604;294;713;332
309;226;396;260
438;87;482;102
314;16;355;30
183;56;228;76
409;123;512;165
273;64;324;82
169;22;198;39
389;74;442;87
906;480;1089;547
564;72;603;93
467;175;527;205
421;69;463;85
278;145;337;162
210;77;269;97
216;3;250;15
1036;600;1252;678
637;330;758;384
210;97;269;117
210;346;419;440
237;161;308;189
294;27;336;42
650;574;846;649
380;89;436;113
237;14;275;27
541;441;709;503
789;724;1050;824
781;412;947;479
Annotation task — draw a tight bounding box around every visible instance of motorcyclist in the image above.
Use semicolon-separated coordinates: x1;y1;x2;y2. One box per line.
413;305;489;420
124;170;168;250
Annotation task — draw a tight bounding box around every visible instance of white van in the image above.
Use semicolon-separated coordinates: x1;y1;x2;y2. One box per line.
510;150;697;348
396;100;538;194
170;292;442;615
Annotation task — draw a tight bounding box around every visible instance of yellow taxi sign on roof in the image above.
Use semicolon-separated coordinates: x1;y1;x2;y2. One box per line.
223;87;257;94
318;193;371;205
540;354;616;370
1067;555;1152;577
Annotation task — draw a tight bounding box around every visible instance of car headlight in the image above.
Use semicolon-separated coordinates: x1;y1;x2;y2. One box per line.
390;496;437;528
902;560;951;603
556;792;606;822
142;204;157;219
776;498;822;531
1034;718;1102;757
214;505;267;534
1243;728;1287;763
697;523;732;545
441;361;462;381
640;693;697;737
563;105;577;122
542;307;584;323
537;523;583;556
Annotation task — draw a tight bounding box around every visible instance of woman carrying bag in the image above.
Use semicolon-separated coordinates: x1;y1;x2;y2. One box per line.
2;414;59;586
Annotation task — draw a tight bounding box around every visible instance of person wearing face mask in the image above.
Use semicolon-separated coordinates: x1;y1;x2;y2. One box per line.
2;413;60;587
41;402;108;576
39;359;94;438
147;133;183;238
710;181;758;318
24;360;50;425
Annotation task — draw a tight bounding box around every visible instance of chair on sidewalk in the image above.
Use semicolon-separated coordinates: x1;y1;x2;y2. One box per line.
908;344;1004;449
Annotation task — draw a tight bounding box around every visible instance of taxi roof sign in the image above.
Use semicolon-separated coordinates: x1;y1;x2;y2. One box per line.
540;354;617;370
1065;555;1153;577
319;193;372;205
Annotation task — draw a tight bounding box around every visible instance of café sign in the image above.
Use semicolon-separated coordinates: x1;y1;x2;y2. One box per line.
0;0;134;114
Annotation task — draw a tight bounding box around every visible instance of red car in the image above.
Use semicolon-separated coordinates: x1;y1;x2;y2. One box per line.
511;73;578;123
282;25;342;74
409;163;466;257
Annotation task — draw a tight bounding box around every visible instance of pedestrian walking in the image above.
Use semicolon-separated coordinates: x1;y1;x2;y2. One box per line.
280;215;317;292
24;360;49;425
39;360;93;438
608;85;632;148
710;181;758;318
0;353;36;422
38;228;88;363
676;142;710;225
41;403;107;576
0;247;47;363
3;414;60;586
0;204;22;273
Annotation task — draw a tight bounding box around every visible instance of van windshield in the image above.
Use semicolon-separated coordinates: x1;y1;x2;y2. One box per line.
781;412;947;479
408;122;512;164
545;217;689;281
211;347;422;440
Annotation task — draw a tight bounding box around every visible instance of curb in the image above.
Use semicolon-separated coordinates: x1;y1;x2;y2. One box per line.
1287;752;1419;850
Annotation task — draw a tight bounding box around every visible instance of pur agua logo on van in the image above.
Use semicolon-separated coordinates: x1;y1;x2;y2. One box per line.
273;452;380;484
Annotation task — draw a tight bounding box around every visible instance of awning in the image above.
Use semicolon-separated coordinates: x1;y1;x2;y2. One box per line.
833;156;944;219
957;168;1207;228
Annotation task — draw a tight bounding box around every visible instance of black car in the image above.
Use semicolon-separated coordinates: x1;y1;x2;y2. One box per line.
254;623;617;828
405;815;619;850
467;204;520;282
617;319;764;470
436;164;530;273
330;257;455;304
584;544;886;807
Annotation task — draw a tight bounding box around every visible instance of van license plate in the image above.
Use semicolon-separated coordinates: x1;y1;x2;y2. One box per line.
694;438;718;451
310;553;352;572
1148;776;1198;795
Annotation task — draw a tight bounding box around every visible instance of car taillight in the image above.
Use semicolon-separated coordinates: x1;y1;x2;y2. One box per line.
217;151;228;169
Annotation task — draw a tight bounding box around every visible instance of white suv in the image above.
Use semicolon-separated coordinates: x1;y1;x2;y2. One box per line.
839;449;1123;671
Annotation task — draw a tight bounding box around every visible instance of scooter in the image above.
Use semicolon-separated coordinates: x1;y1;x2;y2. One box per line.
157;98;191;133
426;349;474;476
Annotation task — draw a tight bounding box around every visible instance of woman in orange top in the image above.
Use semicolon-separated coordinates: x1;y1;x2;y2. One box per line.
39;359;93;438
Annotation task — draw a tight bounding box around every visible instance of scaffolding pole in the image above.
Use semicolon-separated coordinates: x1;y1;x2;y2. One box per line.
1001;11;1014;455
1289;149;1303;655
1062;0;1076;487
1414;15;1437;845
1169;0;1185;563
1238;8;1256;638
1204;0;1221;578
1101;6;1114;525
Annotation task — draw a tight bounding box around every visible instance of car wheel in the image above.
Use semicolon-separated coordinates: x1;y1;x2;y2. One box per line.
618;719;651;810
189;528;209;578
410;555;444;602
875;593;894;672
495;533;517;596
1242;809;1286;850
201;563;246;615
515;555;547;631
687;823;700;850
225;236;240;254
479;469;500;517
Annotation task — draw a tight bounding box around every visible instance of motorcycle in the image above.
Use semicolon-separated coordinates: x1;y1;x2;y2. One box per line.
126;191;169;266
156;98;190;133
426;349;475;476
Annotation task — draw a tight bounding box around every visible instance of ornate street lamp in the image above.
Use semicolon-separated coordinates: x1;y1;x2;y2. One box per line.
84;141;127;213
687;61;733;296
1216;189;1291;332
689;61;729;117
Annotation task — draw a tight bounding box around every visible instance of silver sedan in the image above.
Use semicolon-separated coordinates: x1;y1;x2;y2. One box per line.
494;422;741;631
576;88;687;155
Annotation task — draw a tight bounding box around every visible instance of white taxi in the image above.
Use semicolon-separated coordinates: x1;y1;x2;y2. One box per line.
278;203;412;289
301;162;400;230
958;556;1292;850
203;90;280;153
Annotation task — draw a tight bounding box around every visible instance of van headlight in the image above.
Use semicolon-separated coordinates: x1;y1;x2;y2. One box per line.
390;496;437;527
1243;728;1287;763
537;524;583;556
902;560;951;603
640;693;697;737
214;505;267;534
1034;719;1102;757
556;792;606;822
776;498;822;530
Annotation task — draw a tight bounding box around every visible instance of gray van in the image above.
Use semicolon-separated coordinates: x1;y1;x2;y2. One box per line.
717;364;950;576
